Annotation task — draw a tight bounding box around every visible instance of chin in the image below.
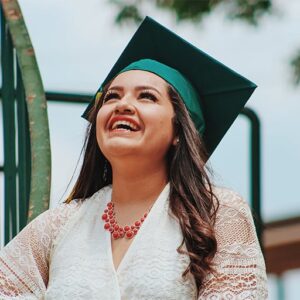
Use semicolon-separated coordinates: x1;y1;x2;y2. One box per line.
101;140;141;157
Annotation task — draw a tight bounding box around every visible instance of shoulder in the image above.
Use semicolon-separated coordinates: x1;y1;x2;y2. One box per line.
19;199;84;248
212;185;253;220
212;185;248;207
31;198;82;226
31;186;110;238
211;186;257;246
33;186;109;226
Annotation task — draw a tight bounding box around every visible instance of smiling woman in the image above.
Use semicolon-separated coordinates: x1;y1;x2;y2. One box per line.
0;17;268;299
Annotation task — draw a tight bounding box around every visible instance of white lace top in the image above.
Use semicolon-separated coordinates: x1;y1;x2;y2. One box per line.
0;184;268;299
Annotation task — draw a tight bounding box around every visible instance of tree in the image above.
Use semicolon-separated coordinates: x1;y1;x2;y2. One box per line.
110;0;300;85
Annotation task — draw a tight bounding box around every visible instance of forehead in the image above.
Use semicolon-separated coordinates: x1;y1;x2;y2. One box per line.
109;70;168;91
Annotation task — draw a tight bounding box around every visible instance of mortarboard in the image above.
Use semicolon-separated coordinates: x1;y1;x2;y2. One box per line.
82;16;256;157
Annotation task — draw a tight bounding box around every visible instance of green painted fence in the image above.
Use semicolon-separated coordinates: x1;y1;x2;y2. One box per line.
1;1;51;244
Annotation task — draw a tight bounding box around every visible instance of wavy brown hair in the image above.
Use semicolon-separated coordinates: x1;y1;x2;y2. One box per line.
65;82;219;297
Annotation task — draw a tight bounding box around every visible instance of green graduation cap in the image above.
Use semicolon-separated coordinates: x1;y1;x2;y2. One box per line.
82;16;256;157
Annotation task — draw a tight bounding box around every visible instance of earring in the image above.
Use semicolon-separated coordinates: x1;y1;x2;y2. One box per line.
103;159;108;182
174;138;179;145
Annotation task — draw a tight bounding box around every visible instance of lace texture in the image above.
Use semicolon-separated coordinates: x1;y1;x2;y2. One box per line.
199;187;268;299
0;186;268;299
0;201;81;299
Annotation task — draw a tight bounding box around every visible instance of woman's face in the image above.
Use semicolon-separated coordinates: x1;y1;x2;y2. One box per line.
96;70;176;163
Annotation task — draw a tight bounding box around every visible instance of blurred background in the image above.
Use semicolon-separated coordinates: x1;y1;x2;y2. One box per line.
1;0;300;299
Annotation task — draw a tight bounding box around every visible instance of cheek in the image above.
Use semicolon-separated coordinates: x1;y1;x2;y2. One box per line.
147;110;175;140
96;106;111;130
96;108;108;143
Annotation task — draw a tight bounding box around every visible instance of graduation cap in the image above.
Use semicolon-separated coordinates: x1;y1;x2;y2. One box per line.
82;16;256;157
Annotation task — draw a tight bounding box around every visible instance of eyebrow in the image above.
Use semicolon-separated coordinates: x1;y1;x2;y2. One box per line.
108;85;162;96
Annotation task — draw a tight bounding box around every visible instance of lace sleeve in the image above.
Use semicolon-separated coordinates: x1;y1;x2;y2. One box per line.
199;188;268;299
0;201;80;299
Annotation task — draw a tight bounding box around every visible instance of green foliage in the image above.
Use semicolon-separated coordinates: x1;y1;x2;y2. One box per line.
227;0;272;25
155;0;222;22
114;3;143;24
111;0;272;25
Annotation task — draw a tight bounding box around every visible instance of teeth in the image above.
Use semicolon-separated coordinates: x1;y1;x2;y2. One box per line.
111;120;138;131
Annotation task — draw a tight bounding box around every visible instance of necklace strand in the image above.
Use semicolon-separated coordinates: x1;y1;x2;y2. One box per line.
102;201;151;239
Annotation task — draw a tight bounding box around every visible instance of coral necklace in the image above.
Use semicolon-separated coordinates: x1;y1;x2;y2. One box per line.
102;201;151;240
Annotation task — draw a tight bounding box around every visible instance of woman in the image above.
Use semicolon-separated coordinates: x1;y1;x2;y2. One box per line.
0;18;268;299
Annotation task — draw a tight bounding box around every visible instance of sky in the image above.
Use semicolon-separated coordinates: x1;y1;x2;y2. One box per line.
1;0;300;298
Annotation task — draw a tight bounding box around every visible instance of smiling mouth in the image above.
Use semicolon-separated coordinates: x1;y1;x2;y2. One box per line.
110;120;140;132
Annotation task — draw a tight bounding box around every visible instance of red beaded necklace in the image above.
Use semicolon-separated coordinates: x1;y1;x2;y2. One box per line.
102;201;151;240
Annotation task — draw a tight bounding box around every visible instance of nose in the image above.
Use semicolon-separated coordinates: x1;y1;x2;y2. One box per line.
114;98;135;115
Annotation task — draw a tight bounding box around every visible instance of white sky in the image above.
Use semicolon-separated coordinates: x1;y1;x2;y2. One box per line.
1;0;300;297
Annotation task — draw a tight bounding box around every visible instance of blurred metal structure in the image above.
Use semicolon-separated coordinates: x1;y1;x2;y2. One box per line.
241;107;262;248
1;1;51;244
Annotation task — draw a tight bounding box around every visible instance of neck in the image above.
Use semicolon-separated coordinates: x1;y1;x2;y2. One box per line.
110;159;168;206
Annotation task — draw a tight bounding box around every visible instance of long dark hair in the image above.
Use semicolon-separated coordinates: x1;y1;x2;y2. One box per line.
65;83;219;297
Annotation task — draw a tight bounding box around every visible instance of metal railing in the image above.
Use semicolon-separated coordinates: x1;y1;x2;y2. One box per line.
1;1;51;244
240;107;262;249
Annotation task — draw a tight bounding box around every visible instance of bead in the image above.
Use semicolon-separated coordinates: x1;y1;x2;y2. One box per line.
135;221;141;227
133;229;138;235
119;231;125;238
104;223;110;230
104;209;108;213
109;227;114;232
107;202;113;207
131;225;135;229
141;218;144;222
102;214;108;220
126;231;134;238
114;224;119;231
109;219;115;224
124;225;130;231
112;232;119;239
144;213;148;218
108;210;113;215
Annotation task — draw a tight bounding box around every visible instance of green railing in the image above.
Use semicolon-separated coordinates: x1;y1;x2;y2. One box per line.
240;107;262;249
1;1;51;244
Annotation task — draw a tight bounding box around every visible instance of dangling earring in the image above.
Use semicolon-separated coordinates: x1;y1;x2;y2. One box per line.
103;159;108;182
173;137;180;146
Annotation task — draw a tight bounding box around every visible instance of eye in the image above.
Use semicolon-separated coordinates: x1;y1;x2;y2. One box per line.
139;91;157;102
103;92;120;102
